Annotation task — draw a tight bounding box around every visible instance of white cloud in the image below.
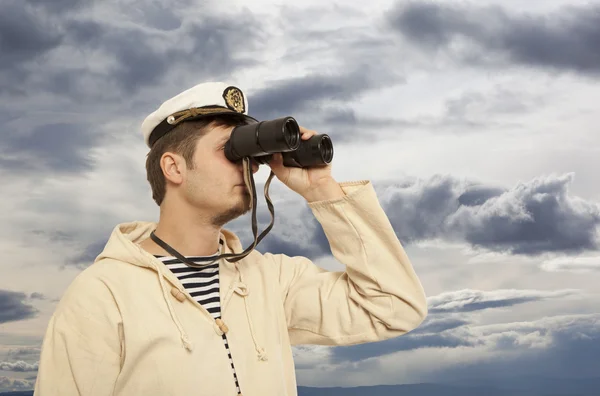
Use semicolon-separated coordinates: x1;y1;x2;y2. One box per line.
0;375;35;392
427;288;581;313
540;255;600;273
0;360;39;372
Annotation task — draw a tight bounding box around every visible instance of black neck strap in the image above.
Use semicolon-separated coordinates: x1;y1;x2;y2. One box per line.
150;232;223;265
150;157;276;268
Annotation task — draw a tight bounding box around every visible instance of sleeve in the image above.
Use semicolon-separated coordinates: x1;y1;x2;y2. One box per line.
266;180;428;346
34;272;123;396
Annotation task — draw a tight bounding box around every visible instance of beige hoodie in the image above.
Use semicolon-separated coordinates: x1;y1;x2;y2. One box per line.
34;179;428;396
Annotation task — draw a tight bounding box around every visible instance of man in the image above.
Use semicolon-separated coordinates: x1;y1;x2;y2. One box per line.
34;82;428;396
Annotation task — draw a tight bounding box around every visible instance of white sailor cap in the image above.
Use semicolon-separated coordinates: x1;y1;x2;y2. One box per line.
141;82;259;148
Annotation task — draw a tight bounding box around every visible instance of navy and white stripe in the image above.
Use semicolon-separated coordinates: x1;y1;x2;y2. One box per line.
155;253;241;395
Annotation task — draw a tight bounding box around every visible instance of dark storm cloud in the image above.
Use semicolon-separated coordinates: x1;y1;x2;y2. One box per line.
24;0;93;13
411;316;471;334
46;14;262;101
258;229;328;261
119;0;183;31
0;1;265;103
0;123;103;174
454;175;600;255
383;173;600;255
0;1;63;83
431;297;541;313
298;106;414;145
248;61;405;124
0;290;39;324
443;87;546;125
67;238;109;267
330;331;479;364
95;27;174;93
457;185;504;207
249;67;390;120
387;2;600;76
29;293;46;300
270;221;334;260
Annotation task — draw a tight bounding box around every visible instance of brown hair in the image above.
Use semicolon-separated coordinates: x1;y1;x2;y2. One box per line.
145;115;252;206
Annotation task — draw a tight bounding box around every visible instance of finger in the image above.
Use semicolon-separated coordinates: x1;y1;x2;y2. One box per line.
299;126;316;135
299;127;316;140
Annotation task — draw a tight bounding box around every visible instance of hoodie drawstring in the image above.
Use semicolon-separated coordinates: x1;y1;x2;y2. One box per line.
150;261;194;352
150;259;267;361
235;264;268;361
217;266;269;361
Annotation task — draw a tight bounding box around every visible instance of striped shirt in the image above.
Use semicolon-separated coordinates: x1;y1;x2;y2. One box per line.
155;251;241;395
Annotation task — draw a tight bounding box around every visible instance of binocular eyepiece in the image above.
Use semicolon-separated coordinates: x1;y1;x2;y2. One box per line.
223;117;333;168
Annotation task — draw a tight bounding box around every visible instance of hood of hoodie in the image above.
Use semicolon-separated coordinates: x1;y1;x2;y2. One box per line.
90;220;269;355
95;220;245;268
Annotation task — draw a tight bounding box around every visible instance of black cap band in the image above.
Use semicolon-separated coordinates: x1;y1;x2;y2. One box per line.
148;107;258;148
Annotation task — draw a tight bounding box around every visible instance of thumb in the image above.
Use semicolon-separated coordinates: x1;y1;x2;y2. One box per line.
268;153;286;177
268;152;282;167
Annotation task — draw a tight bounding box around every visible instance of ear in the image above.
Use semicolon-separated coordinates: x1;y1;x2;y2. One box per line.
160;152;186;185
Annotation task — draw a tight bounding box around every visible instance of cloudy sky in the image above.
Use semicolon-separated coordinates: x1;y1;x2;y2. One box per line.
1;0;600;392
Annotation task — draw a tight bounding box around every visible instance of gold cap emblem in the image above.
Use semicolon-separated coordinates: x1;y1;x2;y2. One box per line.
223;86;245;113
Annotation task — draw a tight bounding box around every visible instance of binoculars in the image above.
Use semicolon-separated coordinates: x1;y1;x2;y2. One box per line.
223;117;333;168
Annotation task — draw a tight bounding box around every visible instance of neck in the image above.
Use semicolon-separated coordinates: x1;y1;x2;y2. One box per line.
144;203;223;258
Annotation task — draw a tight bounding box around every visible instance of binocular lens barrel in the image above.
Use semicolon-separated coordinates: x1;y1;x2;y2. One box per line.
283;118;300;149
224;117;333;168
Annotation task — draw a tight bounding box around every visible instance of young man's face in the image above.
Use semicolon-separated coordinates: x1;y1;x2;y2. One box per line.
180;123;260;226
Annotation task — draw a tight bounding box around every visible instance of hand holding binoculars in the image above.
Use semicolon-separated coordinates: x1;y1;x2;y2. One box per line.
223;117;333;168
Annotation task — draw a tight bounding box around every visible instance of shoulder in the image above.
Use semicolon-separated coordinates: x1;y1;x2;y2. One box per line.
52;259;132;319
